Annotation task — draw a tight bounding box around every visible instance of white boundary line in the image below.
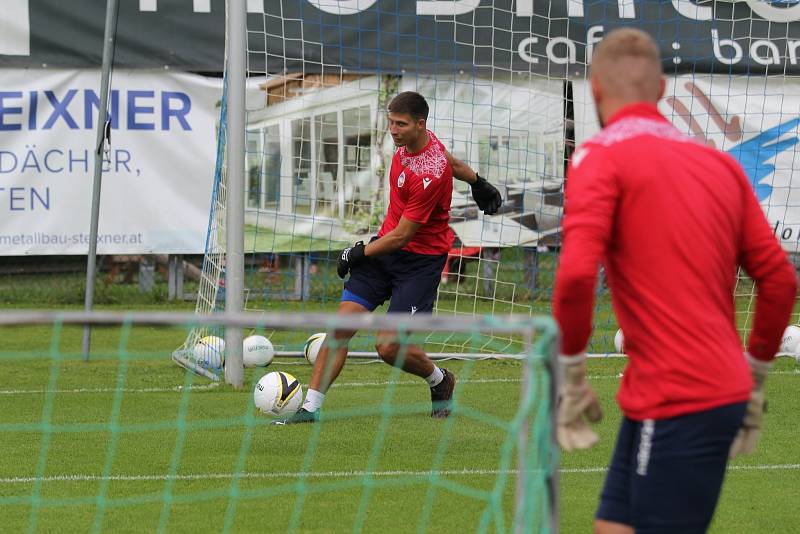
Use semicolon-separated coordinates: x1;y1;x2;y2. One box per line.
0;384;221;396
1;464;798;484
0;370;797;396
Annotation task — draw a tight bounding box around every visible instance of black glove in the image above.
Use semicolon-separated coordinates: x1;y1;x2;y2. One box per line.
470;174;502;215
337;241;366;279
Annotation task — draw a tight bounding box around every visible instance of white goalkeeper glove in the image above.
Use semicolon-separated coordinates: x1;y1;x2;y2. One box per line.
557;354;603;451
729;353;771;459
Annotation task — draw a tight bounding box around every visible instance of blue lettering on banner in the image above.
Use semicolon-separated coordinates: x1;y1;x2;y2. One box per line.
69;149;89;173
28;91;37;130
0;232;143;247
101;149;133;173
115;149;131;172
44;149;64;173
10;187;25;210
21;146;41;173
161;91;192;130
127;90;155;130
0;89;194;132
84;90;120;130
0;92;23;131
0;147;137;175
43;90;80;129
0;187;51;211
0;151;18;172
31;188;50;210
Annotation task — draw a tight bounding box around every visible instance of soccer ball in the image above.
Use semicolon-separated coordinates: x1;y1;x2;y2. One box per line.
780;325;800;354
303;333;326;365
254;371;303;417
243;335;274;367
193;335;225;369
613;329;624;353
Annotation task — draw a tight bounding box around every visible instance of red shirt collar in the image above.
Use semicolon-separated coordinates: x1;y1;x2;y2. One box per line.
605;102;667;127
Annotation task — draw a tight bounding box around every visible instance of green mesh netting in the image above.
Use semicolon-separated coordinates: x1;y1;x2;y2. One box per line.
0;313;557;533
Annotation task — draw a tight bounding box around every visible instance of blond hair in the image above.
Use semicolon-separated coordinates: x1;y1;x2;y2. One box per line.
591;28;663;102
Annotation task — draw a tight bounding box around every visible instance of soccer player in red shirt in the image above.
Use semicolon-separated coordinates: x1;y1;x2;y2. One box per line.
552;29;797;533
279;91;501;424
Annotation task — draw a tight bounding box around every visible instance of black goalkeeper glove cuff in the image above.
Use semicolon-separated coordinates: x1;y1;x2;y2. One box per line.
337;241;366;279
471;173;503;215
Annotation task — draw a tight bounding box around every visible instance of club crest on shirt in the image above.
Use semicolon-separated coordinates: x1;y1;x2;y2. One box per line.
397;171;406;188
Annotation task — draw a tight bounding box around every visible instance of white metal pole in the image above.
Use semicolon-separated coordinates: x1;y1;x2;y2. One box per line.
82;0;119;360
224;0;246;387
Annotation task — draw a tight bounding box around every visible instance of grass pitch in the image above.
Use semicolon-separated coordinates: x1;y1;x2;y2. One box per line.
0;317;797;533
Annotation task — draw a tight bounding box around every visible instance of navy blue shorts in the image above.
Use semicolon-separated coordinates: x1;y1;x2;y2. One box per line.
342;244;447;314
596;402;746;533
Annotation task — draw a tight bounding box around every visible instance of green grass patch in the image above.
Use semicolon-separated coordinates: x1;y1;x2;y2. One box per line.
0;342;797;532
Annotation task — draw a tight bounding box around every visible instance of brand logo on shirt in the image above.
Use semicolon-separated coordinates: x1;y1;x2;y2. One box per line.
397;171;406;188
422;177;432;189
411;306;418;315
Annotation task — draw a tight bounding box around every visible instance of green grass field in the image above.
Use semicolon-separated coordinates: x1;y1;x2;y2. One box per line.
0;311;797;533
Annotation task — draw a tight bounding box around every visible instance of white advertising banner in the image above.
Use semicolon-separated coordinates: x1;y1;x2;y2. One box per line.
574;75;800;252
0;68;222;255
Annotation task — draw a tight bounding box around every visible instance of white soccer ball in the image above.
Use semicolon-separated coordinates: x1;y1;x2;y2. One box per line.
193;335;225;369
254;371;303;417
243;335;274;367
780;325;800;354
303;333;326;365
614;329;624;353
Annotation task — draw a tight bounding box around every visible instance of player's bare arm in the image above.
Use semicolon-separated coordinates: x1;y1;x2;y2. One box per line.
445;149;503;214
366;217;421;257
444;149;478;184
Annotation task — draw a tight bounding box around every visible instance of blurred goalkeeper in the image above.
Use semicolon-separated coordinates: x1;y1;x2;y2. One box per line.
552;28;797;533
279;90;501;425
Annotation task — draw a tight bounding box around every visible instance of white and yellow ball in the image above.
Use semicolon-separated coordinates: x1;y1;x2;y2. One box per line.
254;371;303;417
243;335;274;367
303;333;326;365
193;335;225;369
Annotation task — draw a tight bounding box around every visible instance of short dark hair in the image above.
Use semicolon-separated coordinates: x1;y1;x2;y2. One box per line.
387;91;429;121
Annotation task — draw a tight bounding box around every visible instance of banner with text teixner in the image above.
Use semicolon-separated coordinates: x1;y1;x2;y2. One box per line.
0;69;222;255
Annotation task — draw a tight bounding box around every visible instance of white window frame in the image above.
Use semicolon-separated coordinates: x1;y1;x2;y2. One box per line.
248;88;377;219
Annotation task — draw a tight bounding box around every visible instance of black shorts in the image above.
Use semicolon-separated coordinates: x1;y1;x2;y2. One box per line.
596;401;746;533
342;246;447;315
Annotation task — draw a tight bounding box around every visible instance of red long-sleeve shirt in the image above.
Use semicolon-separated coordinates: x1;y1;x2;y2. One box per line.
553;103;797;420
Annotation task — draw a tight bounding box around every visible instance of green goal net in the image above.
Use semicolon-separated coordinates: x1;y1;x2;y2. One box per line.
177;2;800;376
0;310;558;533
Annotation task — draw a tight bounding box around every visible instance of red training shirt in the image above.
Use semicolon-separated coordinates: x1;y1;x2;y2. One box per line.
379;130;454;255
553;103;797;421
